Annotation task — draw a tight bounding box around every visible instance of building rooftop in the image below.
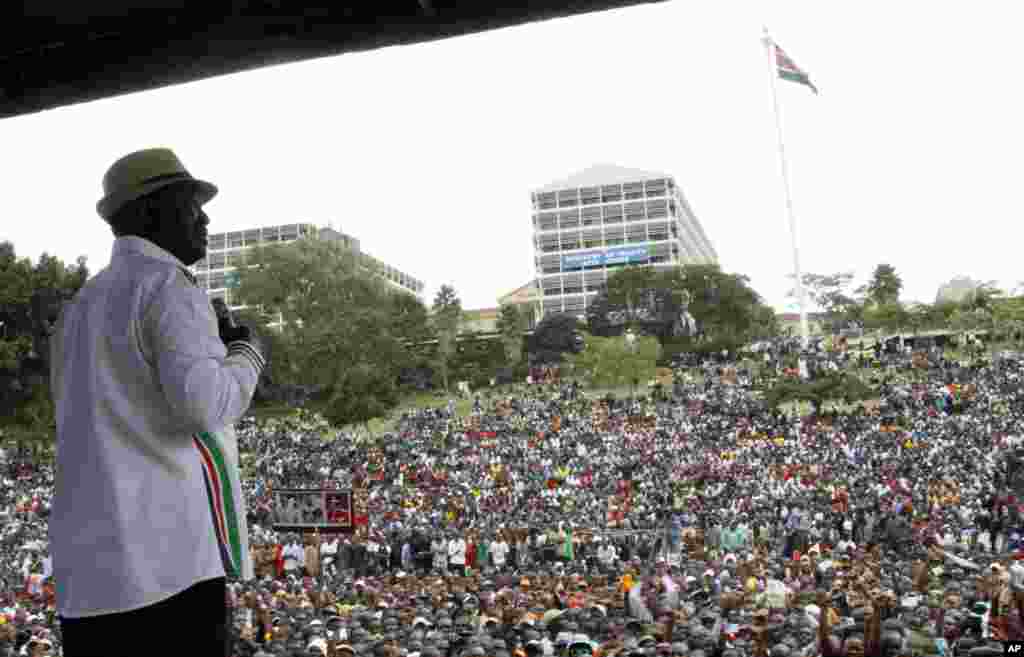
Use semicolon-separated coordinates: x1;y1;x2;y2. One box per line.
462;308;501;320
533;164;673;194
498;280;540;305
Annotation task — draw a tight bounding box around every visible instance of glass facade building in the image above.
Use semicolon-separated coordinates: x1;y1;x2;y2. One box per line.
531;164;717;318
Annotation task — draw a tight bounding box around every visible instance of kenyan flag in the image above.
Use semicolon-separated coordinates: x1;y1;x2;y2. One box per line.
774;41;818;94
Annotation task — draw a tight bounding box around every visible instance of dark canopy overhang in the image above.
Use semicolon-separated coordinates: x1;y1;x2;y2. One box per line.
1;1;663;120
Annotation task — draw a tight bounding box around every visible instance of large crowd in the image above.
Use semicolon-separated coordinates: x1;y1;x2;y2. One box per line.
3;341;1024;656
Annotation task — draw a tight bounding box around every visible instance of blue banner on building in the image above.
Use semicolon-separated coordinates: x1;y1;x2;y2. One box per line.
561;246;653;269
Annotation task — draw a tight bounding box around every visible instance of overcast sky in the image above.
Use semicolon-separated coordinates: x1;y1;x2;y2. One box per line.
3;1;1022;312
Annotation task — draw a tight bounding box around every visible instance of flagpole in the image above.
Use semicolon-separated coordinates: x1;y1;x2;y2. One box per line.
763;27;810;348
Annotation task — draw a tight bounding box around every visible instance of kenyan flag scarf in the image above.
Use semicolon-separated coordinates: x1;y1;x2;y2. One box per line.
195;426;254;581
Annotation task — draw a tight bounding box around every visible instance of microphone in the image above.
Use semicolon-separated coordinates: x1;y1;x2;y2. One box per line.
211;297;235;330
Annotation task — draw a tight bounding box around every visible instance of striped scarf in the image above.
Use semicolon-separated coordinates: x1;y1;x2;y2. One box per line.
194;426;254;581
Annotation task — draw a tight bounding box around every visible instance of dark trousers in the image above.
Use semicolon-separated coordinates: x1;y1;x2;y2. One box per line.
60;576;229;657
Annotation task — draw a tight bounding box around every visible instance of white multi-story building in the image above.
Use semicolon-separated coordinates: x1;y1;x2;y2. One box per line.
531;164;717;319
191;223;424;316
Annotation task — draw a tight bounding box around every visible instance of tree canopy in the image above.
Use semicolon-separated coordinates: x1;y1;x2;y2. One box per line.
788;271;859;333
496;304;528;365
586;264;777;349
528;312;584;365
0;242;89;450
234;237;421;427
862;263;903;307
431;285;462;391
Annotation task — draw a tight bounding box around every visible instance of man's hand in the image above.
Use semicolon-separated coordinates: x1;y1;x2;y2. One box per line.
211;298;266;364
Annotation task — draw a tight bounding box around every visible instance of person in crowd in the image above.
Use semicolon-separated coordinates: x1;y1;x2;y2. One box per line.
5;334;1024;653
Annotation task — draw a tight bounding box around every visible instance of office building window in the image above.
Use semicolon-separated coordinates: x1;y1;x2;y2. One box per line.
208;234;226;251
563;296;585;314
228;232;244;249
244;229;260;245
557;189;578;207
581;206;602;226
559;210;580;230
626;224;647;244
602;205;623;224
537;212;558;231
582;229;602;249
625;202;645;223
539;255;561;274
580;187;600;206
601;185;622;203
644;179;667;197
646;200;668;219
536;192;557;210
542;279;562;296
560;232;581;251
648;221;669;242
207;253;226;270
623;182;644;200
538;234;559;253
562;276;584;296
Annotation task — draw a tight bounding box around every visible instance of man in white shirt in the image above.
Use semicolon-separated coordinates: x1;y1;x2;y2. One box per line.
320;537;339;577
448;534;467;576
490;536;509;572
51;149;265;657
283;537;303;574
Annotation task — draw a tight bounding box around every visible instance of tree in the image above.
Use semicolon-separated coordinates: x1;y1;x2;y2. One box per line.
321;363;401;433
586;266;691;341
528;313;584;365
233;237;409;422
862;264;903;307
677;264;772;348
962;280;1003;313
390;293;433;345
586;264;772;348
431;285;462;392
788;271;860;333
862;302;908;334
0;243;89;453
496;304;528;365
566;331;660;391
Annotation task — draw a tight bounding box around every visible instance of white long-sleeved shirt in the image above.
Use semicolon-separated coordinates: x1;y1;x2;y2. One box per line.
50;236;264;618
448;539;467;565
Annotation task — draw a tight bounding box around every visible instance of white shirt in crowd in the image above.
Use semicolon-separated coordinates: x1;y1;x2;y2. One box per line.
448;538;467;565
598;543;617;565
490;540;509;566
283;542;305;571
49;237;264;618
